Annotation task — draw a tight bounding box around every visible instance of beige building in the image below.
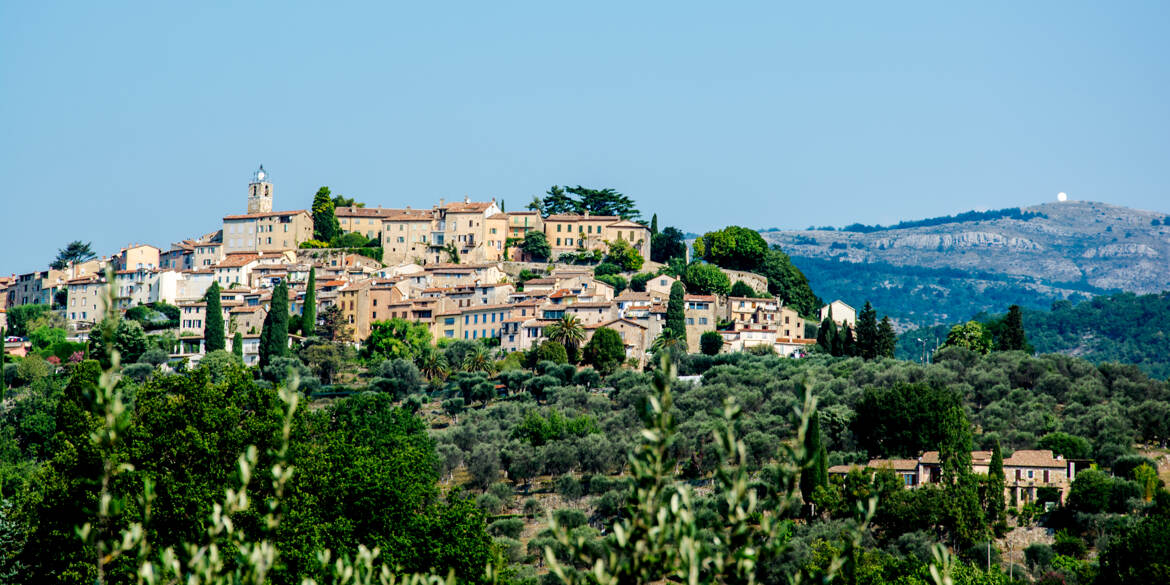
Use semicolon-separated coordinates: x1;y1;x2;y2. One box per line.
114;244;161;272
336;206;399;240
66;276;107;329
380;208;437;265
193;240;224;267
683;294;718;349
222;210;313;254
726;296;782;331
337;279;412;341
820;300;856;328
542;214;651;261
584;318;650;367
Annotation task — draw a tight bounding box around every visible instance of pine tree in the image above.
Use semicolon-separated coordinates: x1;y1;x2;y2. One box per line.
666;282;687;351
232;332;243;359
203;282;225;352
876;316;897;358
259;282;289;368
999;304;1028;351
987;440;1008;536
302;267;317;337
650;213;658;236
800;410;828;506
855;301;878;359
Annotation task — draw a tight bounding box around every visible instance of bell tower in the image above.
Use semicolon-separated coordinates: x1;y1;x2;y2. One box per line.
247;165;274;214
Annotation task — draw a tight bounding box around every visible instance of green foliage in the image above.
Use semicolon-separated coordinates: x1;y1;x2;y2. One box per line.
697;225;768;271
700;331;723;356
876;316;897;358
650;227;687;263
853;382;961;458
944;321;992;354
996;304;1028;351
5;304;51;338
629;272;654;292
302;267;317;336
511;409;599;447
519;231;551;261
533;340;568;365
665;281;688;349
540;185;641;220
364;318;432;362
682;262;731;296
594;274;628;295
232;332;243;359
544;316;585;363
259;281;290;369
604;238;644;272
729;280;758;298
50;240;96;270
311;186;341;242
593;262;622;277
855;301;879;360
204;281;225;352
583;327;625;375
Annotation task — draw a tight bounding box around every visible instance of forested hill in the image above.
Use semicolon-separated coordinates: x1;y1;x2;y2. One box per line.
897;291;1170;379
761;200;1170;328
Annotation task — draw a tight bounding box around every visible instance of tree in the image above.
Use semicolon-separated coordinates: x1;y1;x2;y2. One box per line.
666;282;687;348
875;316;897;358
311;187;341;242
462;345;495;374
839;323;855;357
232;332;243;359
114;319;149;364
650;213;658;235
998;304;1028;351
604;239;644;272
852;382;961;458
800;411;828;506
541;185;576;215
416;346;450;380
700;331;723;356
520;231;551;261
50;240;95;270
317;304;351;342
301;342;345;385
365;318;432;361
697;226;768;270
584;327;625;375
526;194;545;214
1038;432;1093;459
259;281;290;368
302;267;317;336
817;313;839;356
651;227;687;263
544;315;585;363
533;340;568;365
986;441;1008;536
203;281;225;352
729;281;758;298
5;304;51;338
758;247;822;318
855;301;878;360
938;404;986;549
943;321;992;354
682;263;731;296
565;185;641;220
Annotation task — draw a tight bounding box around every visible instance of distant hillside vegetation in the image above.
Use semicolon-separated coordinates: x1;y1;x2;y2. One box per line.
897;291;1170;379
791;255;1104;328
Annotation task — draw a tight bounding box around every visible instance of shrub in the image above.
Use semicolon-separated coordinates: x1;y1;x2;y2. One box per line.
523;498;543;519
700;331;723;356
552;508;588;530
555;475;584;500
488;518;525;539
476;492;503;515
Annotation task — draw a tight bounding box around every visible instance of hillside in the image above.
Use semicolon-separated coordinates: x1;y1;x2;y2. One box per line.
761;201;1170;327
897;291;1170;379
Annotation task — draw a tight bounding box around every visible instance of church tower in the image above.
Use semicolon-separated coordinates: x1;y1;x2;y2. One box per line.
247;165;274;214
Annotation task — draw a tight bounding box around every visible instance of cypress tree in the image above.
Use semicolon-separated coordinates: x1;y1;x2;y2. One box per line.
856;301;878;359
876;316;897;358
260;281;289;368
939;405;986;549
232;332;243;359
800;410;828;505
987;440;1008;536
840;323;855;357
666;281;687;350
650;213;658;236
999;304;1028;351
302;268;317;337
817;312;838;355
203;281;225;352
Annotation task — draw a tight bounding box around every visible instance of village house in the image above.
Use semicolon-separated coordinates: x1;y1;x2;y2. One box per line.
819;300;857;328
542;213;651;261
683;294;718;349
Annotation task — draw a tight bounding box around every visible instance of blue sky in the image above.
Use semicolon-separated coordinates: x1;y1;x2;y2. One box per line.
2;2;1168;274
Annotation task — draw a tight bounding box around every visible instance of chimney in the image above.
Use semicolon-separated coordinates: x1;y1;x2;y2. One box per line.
464;195;470;203
439;198;445;207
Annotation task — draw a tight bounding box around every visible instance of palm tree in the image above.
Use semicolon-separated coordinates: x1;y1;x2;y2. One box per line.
416;347;450;380
544;315;585;361
462;344;495;374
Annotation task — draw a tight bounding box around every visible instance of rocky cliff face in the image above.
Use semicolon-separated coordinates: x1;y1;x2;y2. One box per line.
763;201;1170;294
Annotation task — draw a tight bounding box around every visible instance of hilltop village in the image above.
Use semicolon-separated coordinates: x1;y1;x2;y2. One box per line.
1;167;835;367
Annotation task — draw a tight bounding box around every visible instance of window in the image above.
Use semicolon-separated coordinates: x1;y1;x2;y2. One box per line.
686;318;694;325
557;224;562;232
1027;470;1034;479
699;317;708;325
